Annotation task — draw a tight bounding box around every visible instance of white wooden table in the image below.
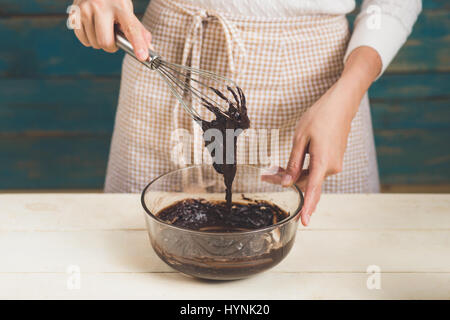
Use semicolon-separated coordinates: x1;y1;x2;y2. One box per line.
0;193;449;299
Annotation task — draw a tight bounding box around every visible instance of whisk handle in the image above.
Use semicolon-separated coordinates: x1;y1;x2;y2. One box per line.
115;28;160;70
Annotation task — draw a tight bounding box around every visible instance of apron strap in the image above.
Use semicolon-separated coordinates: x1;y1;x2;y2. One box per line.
167;0;246;74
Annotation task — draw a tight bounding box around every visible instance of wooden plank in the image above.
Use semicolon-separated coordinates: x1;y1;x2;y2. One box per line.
0;230;448;273
0;0;150;15
370;73;450;99
0;17;124;77
375;129;450;184
0;135;111;189
1;90;448;133
0;0;447;15
0;272;448;299
0;189;103;193
12;186;450;194
381;184;450;193
371;99;450;130
0;76;449;134
0;11;448;77
0;194;145;231
423;0;450;10
0;73;448;188
0;78;119;133
0;129;448;188
1;194;449;231
355;1;450;11
0;192;448;299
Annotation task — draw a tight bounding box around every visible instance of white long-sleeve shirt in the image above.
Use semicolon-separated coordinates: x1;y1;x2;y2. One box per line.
183;0;422;76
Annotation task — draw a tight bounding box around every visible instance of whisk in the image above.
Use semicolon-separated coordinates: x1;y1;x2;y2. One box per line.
115;30;245;122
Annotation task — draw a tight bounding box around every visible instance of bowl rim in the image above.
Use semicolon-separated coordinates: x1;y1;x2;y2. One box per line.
140;164;304;235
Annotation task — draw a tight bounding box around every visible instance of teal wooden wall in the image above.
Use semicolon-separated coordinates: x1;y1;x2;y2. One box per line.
0;0;449;190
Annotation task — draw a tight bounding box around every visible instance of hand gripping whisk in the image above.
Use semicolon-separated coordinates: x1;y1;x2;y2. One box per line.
115;30;246;122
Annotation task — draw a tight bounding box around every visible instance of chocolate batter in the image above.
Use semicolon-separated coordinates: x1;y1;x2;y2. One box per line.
200;86;250;209
157;198;289;232
154;198;293;279
152;237;295;280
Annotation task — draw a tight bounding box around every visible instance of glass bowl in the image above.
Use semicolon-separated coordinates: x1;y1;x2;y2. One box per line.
141;165;303;280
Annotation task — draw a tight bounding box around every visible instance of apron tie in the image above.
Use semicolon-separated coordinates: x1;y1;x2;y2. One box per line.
169;1;246;74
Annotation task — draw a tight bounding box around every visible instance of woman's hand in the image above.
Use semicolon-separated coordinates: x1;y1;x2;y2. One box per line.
71;0;152;60
262;46;382;226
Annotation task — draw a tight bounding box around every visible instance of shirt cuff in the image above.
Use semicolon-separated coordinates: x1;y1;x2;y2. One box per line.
344;13;409;80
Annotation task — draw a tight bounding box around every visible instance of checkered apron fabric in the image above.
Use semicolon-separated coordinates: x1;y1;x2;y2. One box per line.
104;0;380;193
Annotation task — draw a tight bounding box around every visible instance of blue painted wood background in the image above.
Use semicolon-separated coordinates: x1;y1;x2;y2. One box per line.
0;0;449;190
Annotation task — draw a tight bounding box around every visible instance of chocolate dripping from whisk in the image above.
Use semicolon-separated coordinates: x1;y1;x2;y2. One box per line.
199;86;250;211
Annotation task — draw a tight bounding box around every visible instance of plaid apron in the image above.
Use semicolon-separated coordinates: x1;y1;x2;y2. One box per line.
104;0;380;193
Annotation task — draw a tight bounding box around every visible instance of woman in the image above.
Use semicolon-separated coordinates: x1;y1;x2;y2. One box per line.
71;0;421;226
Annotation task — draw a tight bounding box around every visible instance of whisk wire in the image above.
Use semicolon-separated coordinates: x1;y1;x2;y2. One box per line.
159;60;235;116
156;68;201;121
115;30;242;122
156;65;211;120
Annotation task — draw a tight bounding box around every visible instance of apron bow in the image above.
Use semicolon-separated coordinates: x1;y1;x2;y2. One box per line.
174;4;246;74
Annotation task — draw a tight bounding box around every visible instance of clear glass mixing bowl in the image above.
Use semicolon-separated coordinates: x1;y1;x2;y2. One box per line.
141;165;303;280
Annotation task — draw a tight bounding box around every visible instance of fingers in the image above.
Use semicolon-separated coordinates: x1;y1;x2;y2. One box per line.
94;12;117;52
71;0;151;56
261;167;285;185
294;169;310;190
117;12;149;60
74;24;90;47
282;137;308;187
260;156;323;227
77;2;99;49
84;14;100;49
300;159;326;226
141;25;153;51
261;167;310;190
